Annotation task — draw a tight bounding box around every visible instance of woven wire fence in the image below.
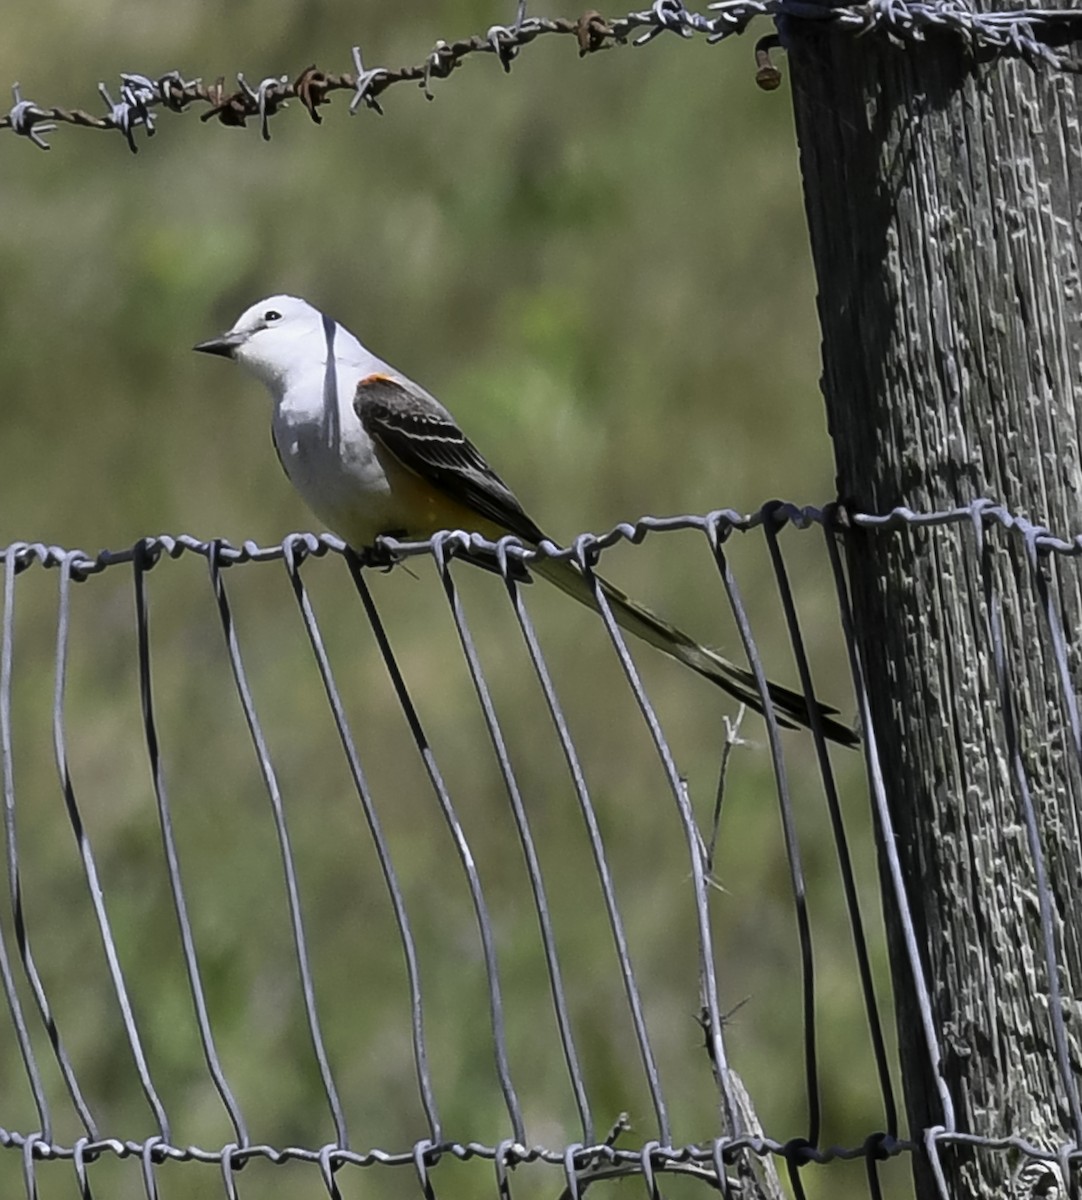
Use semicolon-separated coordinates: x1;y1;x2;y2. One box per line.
0;498;1078;1199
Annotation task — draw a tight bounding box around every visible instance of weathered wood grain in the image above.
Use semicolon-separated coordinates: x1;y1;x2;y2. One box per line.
788;23;1082;1199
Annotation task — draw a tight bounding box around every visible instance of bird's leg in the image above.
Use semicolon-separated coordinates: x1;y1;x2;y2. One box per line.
361;536;405;573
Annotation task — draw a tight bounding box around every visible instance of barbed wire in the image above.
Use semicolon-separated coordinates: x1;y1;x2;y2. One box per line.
5;0;1082;153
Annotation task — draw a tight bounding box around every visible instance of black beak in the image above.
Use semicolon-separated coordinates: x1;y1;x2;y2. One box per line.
193;331;244;358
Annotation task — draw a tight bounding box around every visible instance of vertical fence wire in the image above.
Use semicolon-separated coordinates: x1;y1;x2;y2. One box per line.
706;517;820;1150
21;1130;39;1200
432;536;592;1147
218;1143;240;1200
1030;545;1082;756
975;516;1082;1144
132;543;250;1152
822;519;956;1136
0;550;52;1143
2;549;97;1137
208;538;349;1151
139;1135;161;1200
864;1142;885;1200
570;535;730;1148
762;512;898;1138
284;544;442;1144
336;540;526;1146
72;1135;93;1200
494;537;667;1146
53;553;170;1142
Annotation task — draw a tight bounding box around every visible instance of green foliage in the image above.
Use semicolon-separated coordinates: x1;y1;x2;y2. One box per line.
0;5;904;1198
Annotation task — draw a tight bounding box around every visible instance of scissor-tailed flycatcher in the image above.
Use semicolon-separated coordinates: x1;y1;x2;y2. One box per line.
195;295;857;746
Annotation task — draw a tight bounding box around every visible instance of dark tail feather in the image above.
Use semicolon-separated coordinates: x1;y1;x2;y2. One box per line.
533;557;860;748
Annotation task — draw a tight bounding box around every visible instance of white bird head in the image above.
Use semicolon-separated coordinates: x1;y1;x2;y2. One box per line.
194;294;330;390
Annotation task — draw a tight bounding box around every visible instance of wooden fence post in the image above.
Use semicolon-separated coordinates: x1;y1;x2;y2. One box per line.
788;23;1082;1198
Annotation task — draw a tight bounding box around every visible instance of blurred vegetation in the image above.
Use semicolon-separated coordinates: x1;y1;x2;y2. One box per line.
0;4;909;1198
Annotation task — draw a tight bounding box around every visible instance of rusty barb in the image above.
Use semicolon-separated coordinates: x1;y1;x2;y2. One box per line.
4;0;1082;152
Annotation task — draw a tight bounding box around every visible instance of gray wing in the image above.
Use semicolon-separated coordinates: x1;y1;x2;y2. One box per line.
354;373;548;546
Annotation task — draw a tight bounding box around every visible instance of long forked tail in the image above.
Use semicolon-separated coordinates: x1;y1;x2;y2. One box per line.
531;556;859;748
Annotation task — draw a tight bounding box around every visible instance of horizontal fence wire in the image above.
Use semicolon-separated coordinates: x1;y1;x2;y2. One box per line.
0;497;1080;1199
5;0;1082;151
14;497;1082;580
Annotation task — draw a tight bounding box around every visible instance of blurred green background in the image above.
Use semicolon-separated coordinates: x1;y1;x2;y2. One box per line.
0;4;907;1198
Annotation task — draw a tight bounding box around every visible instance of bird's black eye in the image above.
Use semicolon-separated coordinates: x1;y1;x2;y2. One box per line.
264;310;282;322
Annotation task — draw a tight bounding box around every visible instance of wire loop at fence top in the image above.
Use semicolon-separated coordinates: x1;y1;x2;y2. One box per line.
3;495;1082;579
5;0;1082;152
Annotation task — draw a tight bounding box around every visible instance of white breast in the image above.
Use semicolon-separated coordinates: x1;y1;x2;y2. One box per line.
271;362;406;547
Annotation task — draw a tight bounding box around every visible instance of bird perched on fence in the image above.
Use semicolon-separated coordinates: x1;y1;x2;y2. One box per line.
195;295;857;746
